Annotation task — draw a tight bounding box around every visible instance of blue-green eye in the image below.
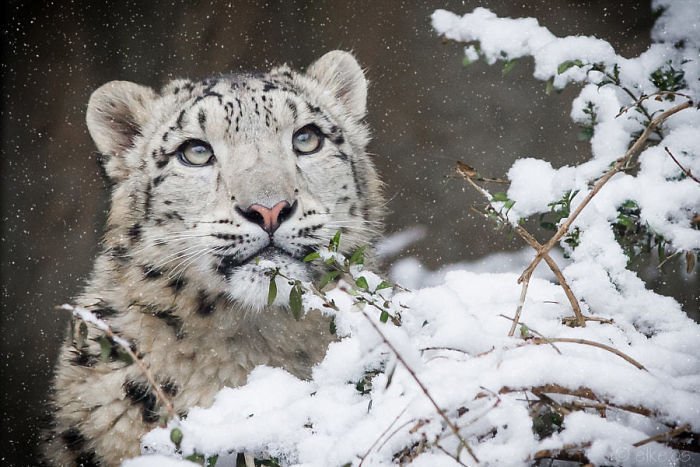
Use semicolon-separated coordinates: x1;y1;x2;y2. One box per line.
292;125;324;155
177;140;215;166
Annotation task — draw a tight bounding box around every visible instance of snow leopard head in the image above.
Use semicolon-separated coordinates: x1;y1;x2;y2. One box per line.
87;51;383;310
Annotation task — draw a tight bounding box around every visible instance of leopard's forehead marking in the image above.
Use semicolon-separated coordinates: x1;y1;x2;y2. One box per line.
159;73;340;141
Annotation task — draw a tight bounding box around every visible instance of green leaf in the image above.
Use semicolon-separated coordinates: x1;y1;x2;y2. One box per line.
98;335;112;362
303;251;321;262
206;454;219;467
502;59;517;76
519;324;530;338
545;77;555;95
186;453;205;464
348;246;366;266
379;310;389;323
330;231;341;252
117;350;134;365
267;277;277;306
170;427;183;449
504;199;515;210
319;270;341;289
289;284;303;320
462;56;474;67
578;126;594;141
492;192;510;202
376;281;392;291
329;317;337;335
557;59;584;74
355;276;369;290
540;221;557;231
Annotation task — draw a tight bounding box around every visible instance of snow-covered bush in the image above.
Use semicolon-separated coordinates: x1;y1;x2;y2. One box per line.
80;3;700;466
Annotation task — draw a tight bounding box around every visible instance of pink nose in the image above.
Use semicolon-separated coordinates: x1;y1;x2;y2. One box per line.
239;200;294;234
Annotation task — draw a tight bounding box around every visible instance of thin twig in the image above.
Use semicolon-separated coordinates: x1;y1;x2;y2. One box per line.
358;405;410;466
361;311;479;464
497;314;562;354
532;443;591;463
488;384;654;418
665;146;700;183
529;337;646;370
518;100;692;287
657;250;682;270
633;424;691;448
435;442;470;467
616;91;691;118
59;304;177;421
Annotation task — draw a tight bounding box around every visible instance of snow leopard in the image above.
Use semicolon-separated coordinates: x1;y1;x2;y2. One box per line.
44;50;384;466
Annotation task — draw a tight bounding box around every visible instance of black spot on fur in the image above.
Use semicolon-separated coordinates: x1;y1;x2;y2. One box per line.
161;380;179;397
92;305;119;319
197;290;215;315
128;223;142;242
306;102;322;115
334;152;349;161
153;309;185;339
164;211;184;221
175;109;186;129
143;265;164;279
144;183;153;217
124;380;160;424
75;450;100;467
70;348;97;367
156;157;169;169
168;276;187;292
214;255;238;279
198;109;207;131
61;427;86;452
153;174;167;186
286;99;298;120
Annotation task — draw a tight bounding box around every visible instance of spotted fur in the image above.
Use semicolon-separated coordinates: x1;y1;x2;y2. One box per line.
44;51;384;465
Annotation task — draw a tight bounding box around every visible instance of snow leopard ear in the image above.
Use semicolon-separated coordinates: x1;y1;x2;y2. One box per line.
306;50;367;119
86;81;156;174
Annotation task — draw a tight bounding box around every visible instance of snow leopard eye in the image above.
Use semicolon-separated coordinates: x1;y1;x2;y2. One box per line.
292;125;324;155
177;139;215;166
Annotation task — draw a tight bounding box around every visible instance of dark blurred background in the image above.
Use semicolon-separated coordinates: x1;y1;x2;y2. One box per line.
3;0;696;464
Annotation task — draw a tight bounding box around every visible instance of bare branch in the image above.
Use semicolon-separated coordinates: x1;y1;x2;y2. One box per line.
488;384;653;418
518;100;692;286
529;337;646;370
458;171;587;330
633;424;691;448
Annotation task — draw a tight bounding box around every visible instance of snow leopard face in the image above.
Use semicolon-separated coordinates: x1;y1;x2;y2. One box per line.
88;51;383;310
